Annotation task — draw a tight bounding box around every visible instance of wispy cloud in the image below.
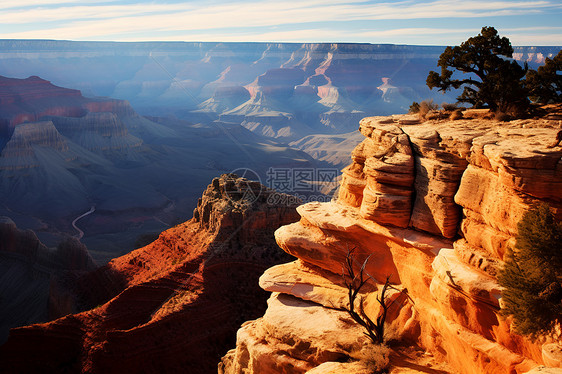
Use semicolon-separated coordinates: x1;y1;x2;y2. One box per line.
508;33;562;45
0;0;559;44
0;0;113;10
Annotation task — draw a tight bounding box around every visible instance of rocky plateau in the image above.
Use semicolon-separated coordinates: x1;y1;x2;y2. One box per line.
220;111;562;373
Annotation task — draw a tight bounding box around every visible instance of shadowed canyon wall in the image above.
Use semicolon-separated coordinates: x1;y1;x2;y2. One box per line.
0;174;300;374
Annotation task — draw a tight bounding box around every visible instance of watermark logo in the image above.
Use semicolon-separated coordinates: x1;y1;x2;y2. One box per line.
266;167;339;194
224;167;340;206
265;167;340;205
223;168;263;204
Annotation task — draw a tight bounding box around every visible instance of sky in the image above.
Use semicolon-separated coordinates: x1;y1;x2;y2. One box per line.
0;0;560;45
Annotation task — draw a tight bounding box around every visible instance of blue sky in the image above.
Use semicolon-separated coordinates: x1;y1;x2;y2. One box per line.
0;0;560;45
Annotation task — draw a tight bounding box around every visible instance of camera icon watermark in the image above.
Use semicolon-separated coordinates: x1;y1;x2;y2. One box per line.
223;168;263;205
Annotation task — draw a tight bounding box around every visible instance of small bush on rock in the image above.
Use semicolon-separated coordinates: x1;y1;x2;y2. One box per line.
351;342;390;373
341;248;412;345
418;99;438;119
441;102;458;111
449;109;463;120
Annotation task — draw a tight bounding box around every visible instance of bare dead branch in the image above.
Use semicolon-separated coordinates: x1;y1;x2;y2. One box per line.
340;247;410;345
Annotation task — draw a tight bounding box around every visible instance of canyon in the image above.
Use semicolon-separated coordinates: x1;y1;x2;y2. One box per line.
0;75;315;261
1;41;557;257
1;40;561;373
0;73;318;343
0;174;300;373
0;41;557;143
2;109;560;373
0;216;96;344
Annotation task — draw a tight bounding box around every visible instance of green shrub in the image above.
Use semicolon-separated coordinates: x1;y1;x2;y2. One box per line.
498;203;562;339
409;101;420;114
526;49;562;104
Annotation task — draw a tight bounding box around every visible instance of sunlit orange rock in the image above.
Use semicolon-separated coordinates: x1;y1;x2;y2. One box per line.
223;114;562;374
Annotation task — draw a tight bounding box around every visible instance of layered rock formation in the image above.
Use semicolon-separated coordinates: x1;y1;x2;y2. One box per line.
221;114;562;373
0;174;300;374
0;121;73;170
0;75;315;260
0;75;86;132
1;41;558;141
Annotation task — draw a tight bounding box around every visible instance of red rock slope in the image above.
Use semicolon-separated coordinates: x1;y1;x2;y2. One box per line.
0;174;299;374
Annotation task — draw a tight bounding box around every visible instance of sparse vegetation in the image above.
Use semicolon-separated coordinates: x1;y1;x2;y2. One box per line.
498;203;562;339
350;342;390;373
341;248;409;345
410;99;439;119
526;49;562;104
418;99;439;119
409;101;420;114
411;100;466;121
449;108;463;120
427;26;529;114
441;102;458;111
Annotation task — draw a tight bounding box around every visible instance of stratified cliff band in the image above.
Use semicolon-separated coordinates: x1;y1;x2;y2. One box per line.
220;111;562;373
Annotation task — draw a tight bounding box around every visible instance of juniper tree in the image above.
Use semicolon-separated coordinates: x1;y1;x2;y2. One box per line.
526;49;562;104
426;26;528;113
498;203;562;339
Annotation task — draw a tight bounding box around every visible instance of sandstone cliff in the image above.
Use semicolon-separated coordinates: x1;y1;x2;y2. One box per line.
0;174;299;374
220;113;562;373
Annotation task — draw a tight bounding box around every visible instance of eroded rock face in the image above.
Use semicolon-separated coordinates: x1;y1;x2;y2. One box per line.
0;217;96;344
222;115;562;374
0;75;86;131
0;175;299;374
0;121;73;170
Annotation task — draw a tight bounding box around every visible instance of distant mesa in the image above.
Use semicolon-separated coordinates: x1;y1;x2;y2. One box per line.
0;75;85;128
0;41;556;141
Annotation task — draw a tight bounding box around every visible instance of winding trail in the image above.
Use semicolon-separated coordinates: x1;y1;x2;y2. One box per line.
72;206;95;240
